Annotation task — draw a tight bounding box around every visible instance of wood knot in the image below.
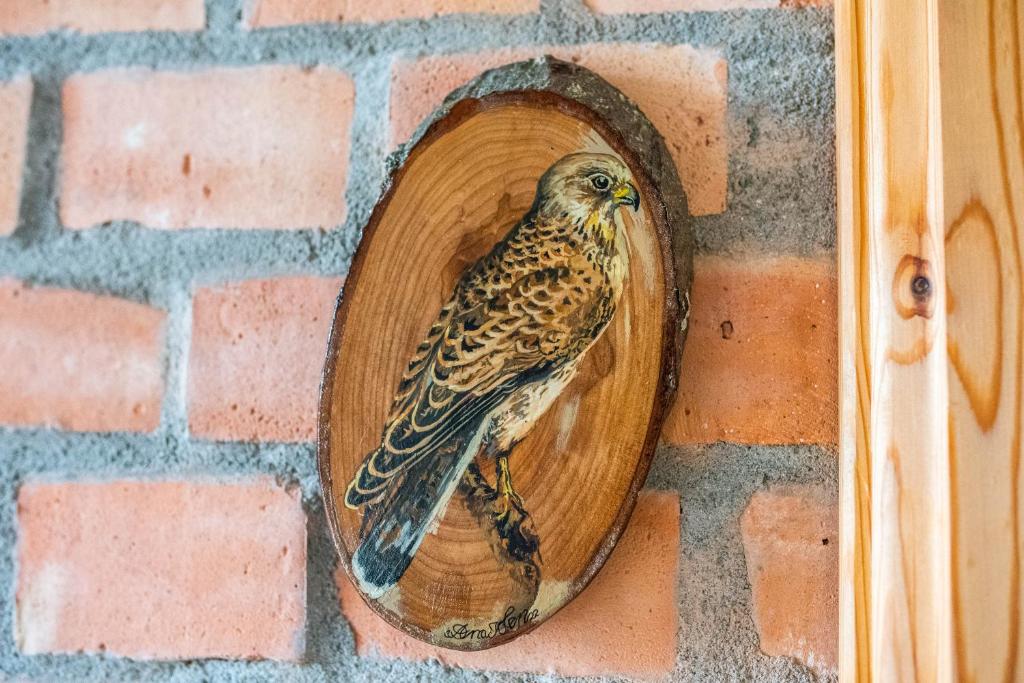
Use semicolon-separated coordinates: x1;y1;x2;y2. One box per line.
893;255;935;319
911;275;931;301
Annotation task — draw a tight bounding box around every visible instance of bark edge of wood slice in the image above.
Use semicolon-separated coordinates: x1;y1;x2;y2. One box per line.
318;56;694;651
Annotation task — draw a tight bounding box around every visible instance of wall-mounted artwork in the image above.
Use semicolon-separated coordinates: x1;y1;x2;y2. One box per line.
319;57;693;650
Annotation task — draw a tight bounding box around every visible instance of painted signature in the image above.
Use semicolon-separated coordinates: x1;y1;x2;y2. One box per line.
443;605;540;640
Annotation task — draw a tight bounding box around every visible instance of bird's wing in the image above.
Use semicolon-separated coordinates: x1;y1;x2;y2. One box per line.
345;264;597;508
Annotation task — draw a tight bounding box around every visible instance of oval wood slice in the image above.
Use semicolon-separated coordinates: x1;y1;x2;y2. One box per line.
319;57;693;650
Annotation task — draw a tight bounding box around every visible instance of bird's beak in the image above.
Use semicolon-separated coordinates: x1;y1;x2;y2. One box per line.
613;182;640;211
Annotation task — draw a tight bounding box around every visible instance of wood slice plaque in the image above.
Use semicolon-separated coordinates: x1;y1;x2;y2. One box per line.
319;57;693;650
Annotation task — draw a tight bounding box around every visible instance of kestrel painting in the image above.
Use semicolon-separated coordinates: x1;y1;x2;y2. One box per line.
320;57;689;651
343;153;639;599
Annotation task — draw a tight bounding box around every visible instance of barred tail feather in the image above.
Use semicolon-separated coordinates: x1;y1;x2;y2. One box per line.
350;422;487;599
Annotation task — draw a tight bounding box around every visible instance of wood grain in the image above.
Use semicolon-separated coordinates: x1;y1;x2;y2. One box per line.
318;60;691;651
838;0;1024;679
941;1;1024;679
837;2;953;679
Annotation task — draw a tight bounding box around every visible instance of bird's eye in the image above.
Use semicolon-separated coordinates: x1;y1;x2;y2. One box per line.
590;174;611;191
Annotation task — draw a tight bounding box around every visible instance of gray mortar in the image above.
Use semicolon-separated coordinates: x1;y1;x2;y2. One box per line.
0;1;836;680
648;444;838;682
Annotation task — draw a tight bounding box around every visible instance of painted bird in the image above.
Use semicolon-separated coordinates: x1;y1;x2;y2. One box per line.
345;152;639;598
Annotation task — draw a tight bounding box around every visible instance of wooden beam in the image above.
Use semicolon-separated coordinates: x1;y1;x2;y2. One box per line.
940;1;1024;679
838;0;1024;679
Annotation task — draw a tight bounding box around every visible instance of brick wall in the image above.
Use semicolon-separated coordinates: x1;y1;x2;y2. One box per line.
0;1;836;681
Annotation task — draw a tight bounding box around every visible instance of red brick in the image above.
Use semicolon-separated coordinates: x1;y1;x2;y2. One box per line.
338;490;679;678
16;478;306;660
740;486;838;676
584;0;777;11
389;44;728;216
0;0;204;36
188;276;341;442
662;256;837;445
243;0;537;27
0;76;32;236
61;66;353;230
0;279;164;432
582;0;831;9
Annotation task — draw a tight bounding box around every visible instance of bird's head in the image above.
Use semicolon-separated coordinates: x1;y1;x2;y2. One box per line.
532;153;640;230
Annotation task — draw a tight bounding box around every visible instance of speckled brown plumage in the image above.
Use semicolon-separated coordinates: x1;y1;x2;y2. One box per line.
343;152;639;598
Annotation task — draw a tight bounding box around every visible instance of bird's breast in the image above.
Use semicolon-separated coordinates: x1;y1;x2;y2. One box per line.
600;237;629;312
606;252;628;301
486;358;583;454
